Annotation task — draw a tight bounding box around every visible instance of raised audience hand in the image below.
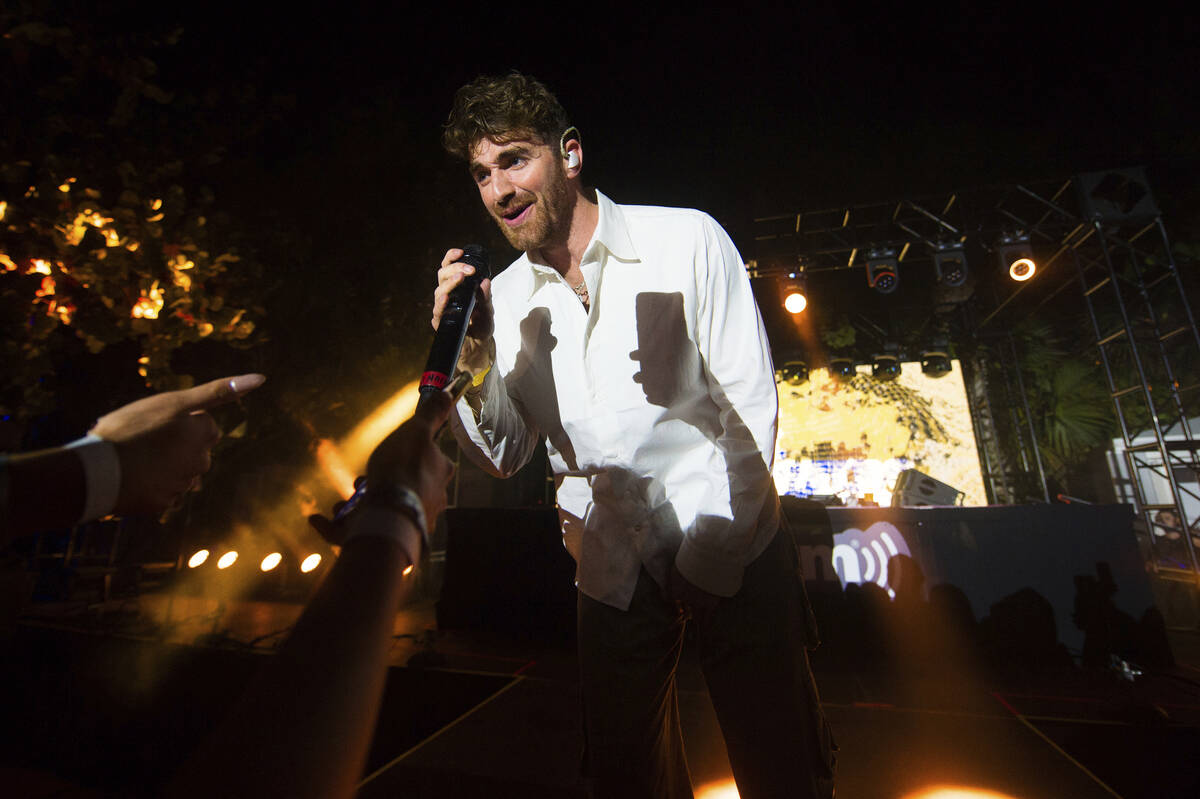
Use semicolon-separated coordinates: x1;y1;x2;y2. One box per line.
91;373;265;514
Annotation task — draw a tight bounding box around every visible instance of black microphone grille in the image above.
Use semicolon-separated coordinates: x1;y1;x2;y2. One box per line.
460;245;490;278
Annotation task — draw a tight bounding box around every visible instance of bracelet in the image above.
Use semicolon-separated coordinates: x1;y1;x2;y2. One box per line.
64;434;121;523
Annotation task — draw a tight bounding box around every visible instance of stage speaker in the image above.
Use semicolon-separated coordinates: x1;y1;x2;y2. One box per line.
436;507;577;640
1075;167;1159;226
892;469;964;507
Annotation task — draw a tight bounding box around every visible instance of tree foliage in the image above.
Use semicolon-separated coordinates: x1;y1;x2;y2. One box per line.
0;14;261;421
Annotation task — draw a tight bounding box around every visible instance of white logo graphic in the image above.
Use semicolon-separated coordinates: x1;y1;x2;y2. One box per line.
797;521;912;598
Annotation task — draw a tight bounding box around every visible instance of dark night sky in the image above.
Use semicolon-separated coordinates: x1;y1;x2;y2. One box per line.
40;2;1196;367
161;4;1198;249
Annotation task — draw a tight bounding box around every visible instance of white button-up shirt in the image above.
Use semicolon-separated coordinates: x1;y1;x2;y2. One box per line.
452;191;780;610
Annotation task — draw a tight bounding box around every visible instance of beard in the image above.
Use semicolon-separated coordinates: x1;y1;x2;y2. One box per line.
490;157;572;253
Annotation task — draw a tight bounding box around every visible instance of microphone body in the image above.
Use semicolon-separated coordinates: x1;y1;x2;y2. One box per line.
420;245;490;397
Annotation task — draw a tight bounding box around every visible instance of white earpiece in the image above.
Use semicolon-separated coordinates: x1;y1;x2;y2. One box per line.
566;151;580;169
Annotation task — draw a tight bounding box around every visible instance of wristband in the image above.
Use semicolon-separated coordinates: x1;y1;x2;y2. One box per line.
343;483;429;566
364;483;428;540
64;434;121;523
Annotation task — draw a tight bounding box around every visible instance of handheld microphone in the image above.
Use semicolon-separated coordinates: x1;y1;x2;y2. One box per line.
420;245;490;398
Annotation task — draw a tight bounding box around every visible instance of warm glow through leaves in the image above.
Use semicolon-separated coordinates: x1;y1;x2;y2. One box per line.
169;253;195;292
131;281;164;319
60;209;115;247
50;300;74;325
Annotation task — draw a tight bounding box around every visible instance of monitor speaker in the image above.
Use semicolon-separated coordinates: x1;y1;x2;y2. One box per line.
892;469;964;507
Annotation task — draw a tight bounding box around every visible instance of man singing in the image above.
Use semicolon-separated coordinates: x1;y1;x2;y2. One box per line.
432;71;835;799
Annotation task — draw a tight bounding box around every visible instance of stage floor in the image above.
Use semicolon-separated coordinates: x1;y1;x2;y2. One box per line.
4;591;1200;798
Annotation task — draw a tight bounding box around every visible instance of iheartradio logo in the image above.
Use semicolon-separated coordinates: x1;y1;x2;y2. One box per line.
802;522;912;598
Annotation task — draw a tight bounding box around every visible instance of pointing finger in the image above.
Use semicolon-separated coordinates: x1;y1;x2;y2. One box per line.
173;373;266;413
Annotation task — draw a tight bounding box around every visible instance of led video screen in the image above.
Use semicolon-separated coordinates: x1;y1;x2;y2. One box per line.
772;360;987;506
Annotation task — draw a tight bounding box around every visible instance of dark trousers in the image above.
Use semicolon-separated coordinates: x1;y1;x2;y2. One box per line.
578;528;836;799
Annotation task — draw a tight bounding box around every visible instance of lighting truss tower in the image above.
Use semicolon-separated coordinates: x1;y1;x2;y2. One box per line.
752;167;1200;591
1069;169;1200;616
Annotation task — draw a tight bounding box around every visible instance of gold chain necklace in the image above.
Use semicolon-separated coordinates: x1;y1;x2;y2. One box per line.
570;279;589;306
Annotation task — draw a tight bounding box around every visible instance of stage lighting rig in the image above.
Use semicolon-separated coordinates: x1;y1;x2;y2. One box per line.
998;232;1036;282
780;271;808;314
932;241;968;287
865;247;899;294
871;353;901;381
779;360;809;385
829;357;856;381
920;347;953;378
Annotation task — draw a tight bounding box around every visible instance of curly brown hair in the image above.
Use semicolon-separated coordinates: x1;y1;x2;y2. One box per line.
442;71;572;161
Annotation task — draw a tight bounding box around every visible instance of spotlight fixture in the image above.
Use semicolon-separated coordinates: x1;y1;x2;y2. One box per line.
780;360;809;385
932;241;968;287
865;247;899;294
187;549;210;568
217;550;239;570
871;353;901;381
998;233;1035;282
780;271;807;314
829;357;856;381
920;348;953;378
260;552;283;572
300;553;322;574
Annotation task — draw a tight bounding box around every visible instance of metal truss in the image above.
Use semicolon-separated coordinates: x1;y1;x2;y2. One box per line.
754;193;966;274
1067;183;1200;598
752;169;1200;599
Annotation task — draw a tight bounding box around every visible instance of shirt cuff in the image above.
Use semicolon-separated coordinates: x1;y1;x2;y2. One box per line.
64;434;121;523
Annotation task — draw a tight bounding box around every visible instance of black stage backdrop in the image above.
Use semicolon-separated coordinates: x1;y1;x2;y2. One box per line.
807;504;1153;654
